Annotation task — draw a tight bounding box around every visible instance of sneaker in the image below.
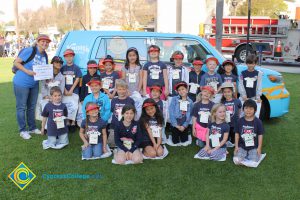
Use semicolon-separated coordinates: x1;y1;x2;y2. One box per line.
20;131;31;140
226;141;235;148
29;129;42;134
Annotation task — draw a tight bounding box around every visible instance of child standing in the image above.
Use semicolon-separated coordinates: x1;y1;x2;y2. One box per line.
61;49;82;95
196;104;229;161
169;81;193;144
80;102;107;159
110;79;135;129
60;49;82;131
218;60;238;98
168;51;189;97
139;99;165;158
220;82;242;146
41;56;65;100
234;99;264;163
100;55;120;99
188;57;205;102
114;105;143;164
80;60;100;102
192;86;215;147
142;45;169;99
82;77;111;123
200;57;222;102
238;54;262;103
41;86;69;149
121;47;143;95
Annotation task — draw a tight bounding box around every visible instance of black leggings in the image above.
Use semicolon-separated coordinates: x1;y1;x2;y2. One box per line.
229;127;235;143
171;126;188;144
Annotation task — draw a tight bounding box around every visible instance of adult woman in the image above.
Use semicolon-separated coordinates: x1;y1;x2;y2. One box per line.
13;34;51;139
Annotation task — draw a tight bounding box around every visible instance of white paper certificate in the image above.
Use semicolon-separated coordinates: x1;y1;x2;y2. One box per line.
33;64;53;81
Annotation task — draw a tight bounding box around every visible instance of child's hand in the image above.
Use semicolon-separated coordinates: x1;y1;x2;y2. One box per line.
204;145;210;152
103;146;107;153
257;148;261;156
43;95;50;100
164;89;169;97
234;147;239;155
179;126;185;132
41;128;45;135
83;142;89;148
127;152;133;160
192;128;196;137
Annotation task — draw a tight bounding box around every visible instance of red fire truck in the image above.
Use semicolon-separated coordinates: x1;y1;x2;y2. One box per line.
205;16;300;64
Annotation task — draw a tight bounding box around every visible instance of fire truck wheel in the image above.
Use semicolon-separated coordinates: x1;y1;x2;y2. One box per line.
235;45;254;63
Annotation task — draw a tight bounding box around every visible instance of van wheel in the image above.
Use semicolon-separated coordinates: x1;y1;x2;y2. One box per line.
235;45;254;63
259;95;270;120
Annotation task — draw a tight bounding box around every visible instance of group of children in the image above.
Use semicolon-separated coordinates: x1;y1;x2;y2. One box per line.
39;45;264;166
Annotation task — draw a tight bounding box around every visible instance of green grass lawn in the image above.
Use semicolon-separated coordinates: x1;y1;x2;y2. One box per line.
0;58;299;199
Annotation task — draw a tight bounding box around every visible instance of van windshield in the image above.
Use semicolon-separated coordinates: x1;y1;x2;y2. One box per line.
153;39;212;65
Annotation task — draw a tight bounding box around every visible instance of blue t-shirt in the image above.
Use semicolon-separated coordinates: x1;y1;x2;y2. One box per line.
200;72;223;90
221;74;237;84
80;118;107;144
141;117;160;142
208;122;230;148
114;120;142;153
192;101;214;128
223;99;242;128
41;102;68;136
60;64;82;94
100;71;120;91
110;97;135;128
235;117;264;150
241;70;259;98
13;47;47;88
143;61;166;87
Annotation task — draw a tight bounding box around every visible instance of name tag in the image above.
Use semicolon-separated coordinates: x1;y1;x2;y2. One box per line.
123;140;132;150
244;134;255;147
116;107;123;121
226;111;231;122
210;133;221;147
172;70;180;79
54;116;65;129
209;81;218;92
189;83;199;94
246;78;255;88
179;100;188;112
128;73;137;83
88;131;101;145
65;75;74;85
150;126;161;138
48;81;60;88
86;84;92;93
199;111;209;123
102;78;111;89
151;71;159;79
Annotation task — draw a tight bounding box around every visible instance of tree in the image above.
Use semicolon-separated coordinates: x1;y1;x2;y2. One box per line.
100;0;156;30
236;0;288;18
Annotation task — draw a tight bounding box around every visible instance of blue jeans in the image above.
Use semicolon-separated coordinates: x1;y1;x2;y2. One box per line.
82;143;103;159
13;84;39;132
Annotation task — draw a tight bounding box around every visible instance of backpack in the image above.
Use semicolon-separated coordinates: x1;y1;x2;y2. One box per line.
12;46;48;74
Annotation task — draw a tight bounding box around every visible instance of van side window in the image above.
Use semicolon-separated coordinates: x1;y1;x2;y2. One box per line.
96;37;148;62
153;39;210;64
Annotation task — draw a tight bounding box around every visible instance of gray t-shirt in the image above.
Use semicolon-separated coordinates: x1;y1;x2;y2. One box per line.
41;72;65;98
122;65;141;94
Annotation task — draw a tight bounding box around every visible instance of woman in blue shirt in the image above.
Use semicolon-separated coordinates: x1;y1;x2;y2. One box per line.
13;34;50;140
